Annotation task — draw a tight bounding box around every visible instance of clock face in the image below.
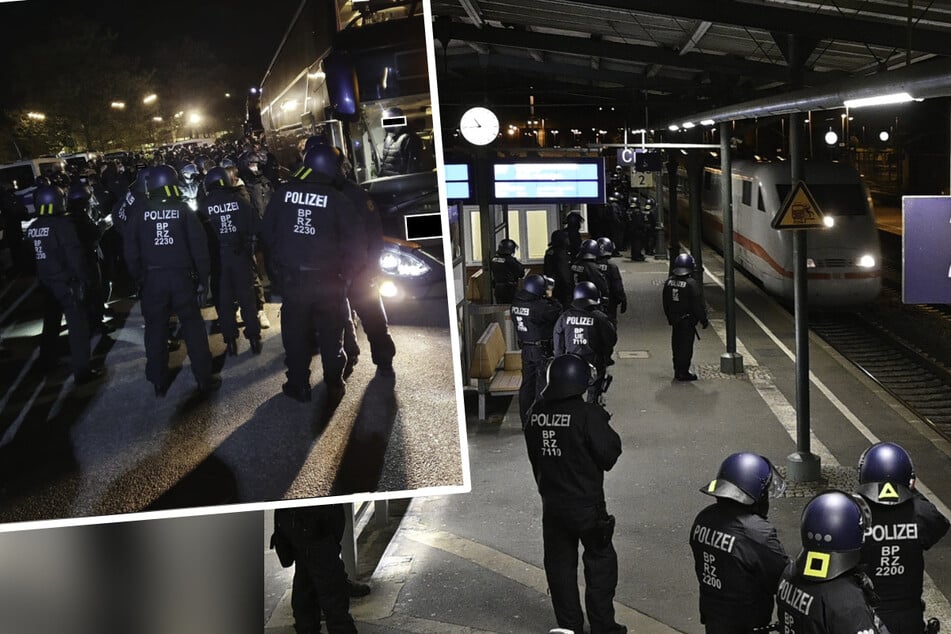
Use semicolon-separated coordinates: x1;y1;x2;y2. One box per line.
459;107;499;146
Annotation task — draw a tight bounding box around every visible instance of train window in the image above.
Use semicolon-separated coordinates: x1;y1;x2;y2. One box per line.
741;180;752;206
775;184;868;216
757;185;766;212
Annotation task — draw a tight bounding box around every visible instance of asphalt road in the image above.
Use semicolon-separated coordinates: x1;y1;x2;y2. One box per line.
0;275;466;527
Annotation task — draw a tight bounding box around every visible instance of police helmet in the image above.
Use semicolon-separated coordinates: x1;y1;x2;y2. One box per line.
541;353;592;400
856;442;916;505
220;157;236;169
702;452;786;505
497;238;518;256
642;196;656;211
203;166;235;193
549;229;569;247
796;490;869;581
564;211;584;227
295;144;341;182
146;165;182;199
543;275;555;291
578;238;603;261
180;163;201;184
132;167;152;196
672;253;696;276
596;237;616;257
629;196;641;210
303;135;331;157
33;185;66;215
67;181;93;201
34;175;52;187
572;281;601;307
523;274;547;297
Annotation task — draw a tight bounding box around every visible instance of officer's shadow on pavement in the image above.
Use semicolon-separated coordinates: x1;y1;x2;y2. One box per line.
654;374;720;415
328;374;398;495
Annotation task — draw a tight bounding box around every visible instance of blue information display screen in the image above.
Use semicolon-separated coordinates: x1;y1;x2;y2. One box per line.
444;163;472;202
491;159;605;204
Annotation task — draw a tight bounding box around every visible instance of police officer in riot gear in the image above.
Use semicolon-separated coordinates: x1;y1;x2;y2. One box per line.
511;273;563;422
626;196;646;262
564;211;584;260
776;490;888;634
200;166;262;356
640;196;658;256
544;229;573;308
261;145;364;404
523;353;626;634
554;282;617;405
690;452;789;634
66;181;109;331
855;442;949;634
124;165;220;397
30;185;102;383
572;239;610;302
490;238;525;304
663;253;708;381
595;237;627;325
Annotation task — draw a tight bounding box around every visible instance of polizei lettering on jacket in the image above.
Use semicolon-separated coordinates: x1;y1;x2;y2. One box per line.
866;523;918;542
777;578;815;615
144;209;180;221
512;306;530;316
691;524;736;554
206;201;239;214
565;315;595;326
284;190;328;208
530;413;572;427
27;226;50;238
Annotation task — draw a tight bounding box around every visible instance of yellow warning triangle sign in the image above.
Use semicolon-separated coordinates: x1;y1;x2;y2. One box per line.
879;482;901;500
772;180;827;230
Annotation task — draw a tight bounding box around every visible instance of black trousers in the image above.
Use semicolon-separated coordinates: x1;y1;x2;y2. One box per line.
280;270;346;389
216;250;260;342
542;502;624;634
671;320;696;377
275;505;356;634
39;281;91;376
494;283;516;304
877;606;926;634
348;276;395;366
141;269;213;386
519;344;550;421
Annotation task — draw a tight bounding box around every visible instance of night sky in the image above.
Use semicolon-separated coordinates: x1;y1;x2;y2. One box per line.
0;0;304;102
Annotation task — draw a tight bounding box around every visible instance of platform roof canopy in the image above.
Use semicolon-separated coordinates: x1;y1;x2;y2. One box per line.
431;0;951;127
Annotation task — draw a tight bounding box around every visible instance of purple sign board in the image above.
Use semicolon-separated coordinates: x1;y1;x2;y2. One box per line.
902;196;951;304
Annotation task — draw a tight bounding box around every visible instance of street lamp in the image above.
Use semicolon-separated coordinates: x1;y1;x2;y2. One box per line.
143;93;157;105
111;101;126;110
27;112;46;120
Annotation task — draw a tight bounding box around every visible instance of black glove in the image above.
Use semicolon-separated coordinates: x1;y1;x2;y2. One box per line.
196;283;207;309
701;319;709;329
620;302;627;314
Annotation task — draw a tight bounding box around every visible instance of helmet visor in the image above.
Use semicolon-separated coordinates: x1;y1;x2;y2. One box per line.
766;460;787;499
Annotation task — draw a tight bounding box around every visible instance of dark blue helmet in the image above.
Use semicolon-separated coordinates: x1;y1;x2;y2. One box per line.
541;353;591;399
856;442;915;505
596;237;615;257
572;281;600;307
672;253;695;276
33;185;66;215
203;166;235;192
523;274;547;296
549;229;569;247
497;238;518;256
564;211;584;227
146;165;181;199
703;452;785;505
303;135;331;156
578;238;603;261
295;145;341;182
132;167;152;196
67;182;93;201
796;490;869;581
180;163;201;184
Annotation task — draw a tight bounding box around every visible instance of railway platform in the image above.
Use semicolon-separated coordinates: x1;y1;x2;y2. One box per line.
265;244;951;633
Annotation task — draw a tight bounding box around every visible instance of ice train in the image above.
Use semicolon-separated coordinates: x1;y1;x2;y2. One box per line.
675;160;881;307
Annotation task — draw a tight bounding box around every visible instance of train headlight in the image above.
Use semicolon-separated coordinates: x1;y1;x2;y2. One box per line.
806;258;817;269
379;246;431;278
823;215;835;228
858;254;876;268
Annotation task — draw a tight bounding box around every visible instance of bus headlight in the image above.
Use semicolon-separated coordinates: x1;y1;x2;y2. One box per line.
858;254;876;268
379;280;399;298
379;247;431;277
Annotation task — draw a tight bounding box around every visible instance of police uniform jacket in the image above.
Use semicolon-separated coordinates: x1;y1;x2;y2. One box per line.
123;196;210;284
571;260;610;300
859;490;950;615
490;253;525;288
776;561;884;634
523;394;621;508
544;245;573;301
114;189;145;243
511;289;562;347
663;274;707;326
260;177;364;283
690;501;788;627
338;177;382;282
199;189;257;255
553;303;617;367
597;258;627;313
28;213;92;285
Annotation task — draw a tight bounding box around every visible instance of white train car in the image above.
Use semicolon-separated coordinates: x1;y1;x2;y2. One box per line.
679;160;881;307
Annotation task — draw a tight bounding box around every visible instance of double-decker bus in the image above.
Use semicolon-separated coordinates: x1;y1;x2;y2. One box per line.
251;0;443;301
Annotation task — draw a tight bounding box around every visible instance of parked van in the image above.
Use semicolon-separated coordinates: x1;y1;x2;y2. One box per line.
0;157;67;218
